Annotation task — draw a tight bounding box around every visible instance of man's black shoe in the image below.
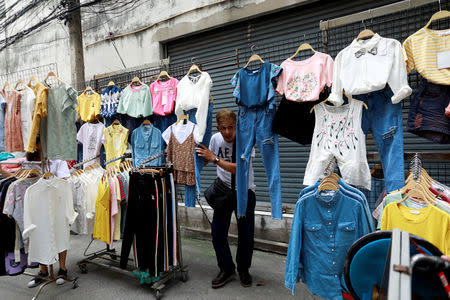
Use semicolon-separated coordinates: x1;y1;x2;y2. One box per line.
211;270;235;289
239;270;252;287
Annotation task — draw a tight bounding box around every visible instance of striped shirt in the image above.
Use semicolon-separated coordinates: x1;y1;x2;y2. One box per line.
403;28;450;85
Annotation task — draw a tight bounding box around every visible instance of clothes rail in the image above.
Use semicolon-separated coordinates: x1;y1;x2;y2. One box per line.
0;161;42;165
139;152;165;168
105;153;131;166
72;154;101;169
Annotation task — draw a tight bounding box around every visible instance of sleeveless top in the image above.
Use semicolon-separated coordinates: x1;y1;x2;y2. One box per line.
166;125;196;185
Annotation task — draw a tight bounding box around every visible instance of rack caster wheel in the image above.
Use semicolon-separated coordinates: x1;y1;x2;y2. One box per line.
155;289;162;300
180;270;188;282
72;279;79;289
78;264;88;274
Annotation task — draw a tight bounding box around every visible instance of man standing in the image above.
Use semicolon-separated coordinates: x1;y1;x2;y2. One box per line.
196;109;256;289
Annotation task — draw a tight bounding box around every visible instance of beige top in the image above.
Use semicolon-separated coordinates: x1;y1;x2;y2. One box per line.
166;125;196;186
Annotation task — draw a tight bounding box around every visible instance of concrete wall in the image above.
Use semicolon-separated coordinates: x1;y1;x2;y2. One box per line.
0;0;310;85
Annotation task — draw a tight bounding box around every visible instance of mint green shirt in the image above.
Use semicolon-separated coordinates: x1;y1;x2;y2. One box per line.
117;84;152;118
41;82;78;160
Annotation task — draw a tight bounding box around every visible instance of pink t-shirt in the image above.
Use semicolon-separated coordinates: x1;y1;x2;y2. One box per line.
276;52;334;102
150;78;179;116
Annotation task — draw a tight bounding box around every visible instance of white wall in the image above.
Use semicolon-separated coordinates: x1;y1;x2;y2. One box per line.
0;0;308;86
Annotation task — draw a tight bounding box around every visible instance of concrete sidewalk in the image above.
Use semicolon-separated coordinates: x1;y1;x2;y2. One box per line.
0;234;321;299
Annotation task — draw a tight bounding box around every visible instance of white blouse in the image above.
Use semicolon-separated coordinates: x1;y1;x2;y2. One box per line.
329;34;412;106
19;86;36;147
175;72;212;143
23;177;77;265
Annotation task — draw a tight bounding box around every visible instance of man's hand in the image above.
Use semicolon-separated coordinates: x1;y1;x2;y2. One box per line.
196;143;216;162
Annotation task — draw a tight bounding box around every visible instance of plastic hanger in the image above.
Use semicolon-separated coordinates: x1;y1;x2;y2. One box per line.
83;86;94;95
289;43;316;60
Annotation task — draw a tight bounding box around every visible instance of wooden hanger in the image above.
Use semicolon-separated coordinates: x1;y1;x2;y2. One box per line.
26;168;42;178
423;10;450;29
44;71;62;84
142;119;151;125
28;76;39;87
157;70;171;81
356;29;375;41
107;81;115;87
2;81;15;91
289;43;316;59
42;171;54;179
14;79;26;90
112;119;121;125
131;76;142;86
244;54;264;68
318;174;340;192
186;64;202;76
175;114;189;125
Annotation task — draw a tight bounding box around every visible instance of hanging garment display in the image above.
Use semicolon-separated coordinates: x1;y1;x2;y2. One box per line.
231;62;283;219
175;72;212;142
26;80;48;153
120;170;178;278
303;100;371;189
23;176;77;265
1;89;24;152
276;51;334;102
100;85;122;126
329;33;412;106
131;123;163;167
18;86;36;149
77;122;105;166
150;78;178;116
285;177;371;299
117;83;152;118
0;177;18;275
407;80;450;144
76;91;101;122
274;51;333;144
0;94;6;152
163;121;198;186
93;177;111;244
40;82;78;160
183;102;213;207
353;86;405;192
103;123;129;168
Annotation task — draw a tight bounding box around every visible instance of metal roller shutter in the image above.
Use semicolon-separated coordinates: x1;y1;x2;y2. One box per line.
165;0;449;206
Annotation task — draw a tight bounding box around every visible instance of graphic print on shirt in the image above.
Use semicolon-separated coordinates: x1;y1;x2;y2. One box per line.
216;146;231;162
286;73;318;101
316;105;358;156
88;135;98;152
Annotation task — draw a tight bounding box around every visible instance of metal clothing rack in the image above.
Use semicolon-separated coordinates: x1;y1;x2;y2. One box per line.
77;165;187;300
71;154;102;169
105;153;132;166
139;152;165;168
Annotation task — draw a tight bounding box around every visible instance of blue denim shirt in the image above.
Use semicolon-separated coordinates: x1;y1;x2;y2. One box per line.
285;190;370;299
131;124;163;167
301;180;374;232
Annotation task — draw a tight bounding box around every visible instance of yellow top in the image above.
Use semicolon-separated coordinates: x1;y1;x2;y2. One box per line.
104;124;129;168
76;92;101;122
93;178;111;244
26;81;48;152
381;201;450;255
403;27;450;85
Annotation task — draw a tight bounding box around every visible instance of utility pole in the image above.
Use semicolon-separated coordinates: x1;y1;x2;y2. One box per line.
67;0;85;91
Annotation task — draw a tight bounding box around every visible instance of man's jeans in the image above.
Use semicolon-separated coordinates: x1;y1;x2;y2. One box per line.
211;189;256;273
236;105;282;219
184;103;214;207
354;86;405;193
